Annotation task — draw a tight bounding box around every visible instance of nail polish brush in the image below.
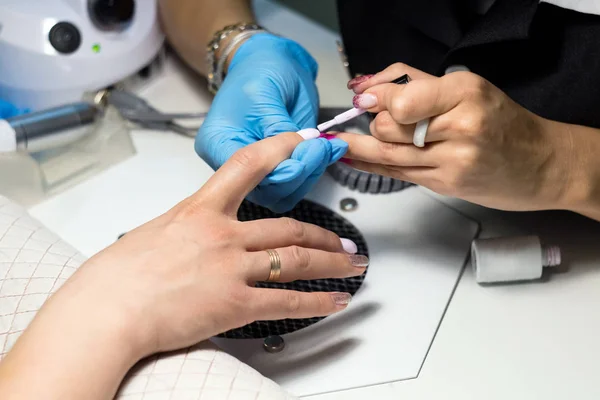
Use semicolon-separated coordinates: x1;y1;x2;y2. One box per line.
317;74;411;133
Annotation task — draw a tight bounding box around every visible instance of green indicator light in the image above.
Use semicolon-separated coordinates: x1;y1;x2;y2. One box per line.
92;43;101;53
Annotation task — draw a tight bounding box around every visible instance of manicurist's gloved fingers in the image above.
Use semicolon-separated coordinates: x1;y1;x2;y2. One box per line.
269;138;348;213
260;138;332;213
192;129;320;216
194;32;322;210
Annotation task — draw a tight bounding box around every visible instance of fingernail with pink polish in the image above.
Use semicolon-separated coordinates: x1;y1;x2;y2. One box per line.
331;292;352;306
348;254;369;268
297;128;320;140
340;238;358;254
347;74;374;90
353;94;378;109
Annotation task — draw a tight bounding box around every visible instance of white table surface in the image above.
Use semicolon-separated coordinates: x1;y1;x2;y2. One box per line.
29;1;600;399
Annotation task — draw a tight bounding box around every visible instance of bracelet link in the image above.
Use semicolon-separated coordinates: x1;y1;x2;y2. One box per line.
206;22;266;94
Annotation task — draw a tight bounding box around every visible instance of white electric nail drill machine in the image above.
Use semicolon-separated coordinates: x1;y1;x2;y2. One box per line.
0;0;164;112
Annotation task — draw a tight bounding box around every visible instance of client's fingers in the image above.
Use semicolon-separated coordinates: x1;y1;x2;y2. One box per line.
335;132;441;167
239;217;347;253
348;160;438;187
244;246;368;283
369;111;450;144
248;288;352;321
190;129;320;216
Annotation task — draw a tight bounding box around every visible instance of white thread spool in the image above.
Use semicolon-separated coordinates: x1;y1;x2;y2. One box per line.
471;236;561;284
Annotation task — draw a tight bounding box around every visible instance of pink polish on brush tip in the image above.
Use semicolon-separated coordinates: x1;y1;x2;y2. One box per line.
319;133;337;140
317;107;367;133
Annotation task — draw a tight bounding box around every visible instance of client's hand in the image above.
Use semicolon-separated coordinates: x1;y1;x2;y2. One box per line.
84;132;362;354
0;130;367;400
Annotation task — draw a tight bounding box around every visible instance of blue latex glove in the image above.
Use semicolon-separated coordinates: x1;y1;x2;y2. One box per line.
196;33;348;213
0;100;21;119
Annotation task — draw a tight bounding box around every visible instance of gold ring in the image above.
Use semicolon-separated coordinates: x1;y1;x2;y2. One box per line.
265;249;281;282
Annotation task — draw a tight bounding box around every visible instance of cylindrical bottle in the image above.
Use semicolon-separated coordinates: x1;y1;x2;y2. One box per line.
471;236;561;284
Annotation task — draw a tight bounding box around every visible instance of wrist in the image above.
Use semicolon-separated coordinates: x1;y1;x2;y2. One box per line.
0;274;144;399
49;262;153;362
540;118;600;215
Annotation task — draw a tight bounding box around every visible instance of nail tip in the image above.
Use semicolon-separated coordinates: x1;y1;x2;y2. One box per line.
332;292;352;306
340;238;358;254
297;128;320;140
347;74;374;91
349;254;370;268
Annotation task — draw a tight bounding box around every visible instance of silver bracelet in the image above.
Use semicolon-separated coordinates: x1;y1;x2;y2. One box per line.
206;23;265;94
216;29;266;87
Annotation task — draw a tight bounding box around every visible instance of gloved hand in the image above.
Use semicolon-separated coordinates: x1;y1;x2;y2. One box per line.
196;33;347;213
0;99;21;119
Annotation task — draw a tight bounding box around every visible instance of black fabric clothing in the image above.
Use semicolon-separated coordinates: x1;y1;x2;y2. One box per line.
337;0;600;129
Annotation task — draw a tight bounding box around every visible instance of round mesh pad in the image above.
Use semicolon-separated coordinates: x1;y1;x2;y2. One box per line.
218;199;369;339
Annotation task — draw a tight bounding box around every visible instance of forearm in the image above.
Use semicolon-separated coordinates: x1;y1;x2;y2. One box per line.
0;273;143;399
158;0;255;75
546;119;600;221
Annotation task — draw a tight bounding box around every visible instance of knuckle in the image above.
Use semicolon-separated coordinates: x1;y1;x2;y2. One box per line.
197;220;237;245
376;140;401;163
316;293;329;313
290;245;311;271
281;217;306;240
213;226;236;245
456;144;480;168
286;291;302;314
388;62;409;74
461;73;489;99
231;284;252;305
229;147;260;171
371;113;392;137
390;96;414;121
454;112;486;135
325;231;343;251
